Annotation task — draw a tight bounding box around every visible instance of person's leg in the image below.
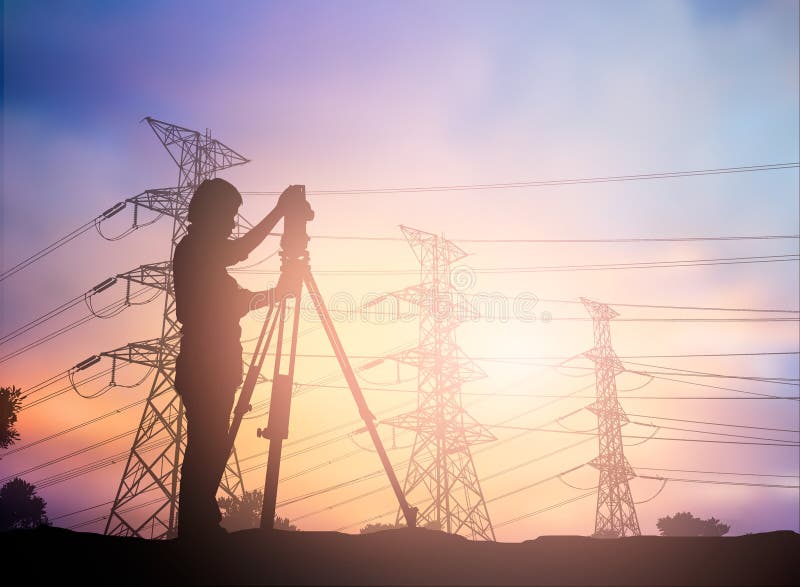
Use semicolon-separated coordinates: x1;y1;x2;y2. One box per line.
178;392;207;536
201;390;236;527
178;389;235;536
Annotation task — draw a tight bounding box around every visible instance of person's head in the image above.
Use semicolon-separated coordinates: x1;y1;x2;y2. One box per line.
187;178;242;237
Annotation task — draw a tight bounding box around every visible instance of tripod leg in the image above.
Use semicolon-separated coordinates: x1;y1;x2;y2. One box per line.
260;289;303;529
229;304;279;446
303;269;418;529
260;435;284;529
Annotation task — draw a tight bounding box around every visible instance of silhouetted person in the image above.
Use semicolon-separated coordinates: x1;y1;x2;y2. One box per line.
174;178;292;539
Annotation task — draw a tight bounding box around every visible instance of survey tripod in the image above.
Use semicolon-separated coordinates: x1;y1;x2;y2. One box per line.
223;185;418;530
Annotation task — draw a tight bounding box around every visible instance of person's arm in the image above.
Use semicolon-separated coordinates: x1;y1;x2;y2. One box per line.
237;274;295;315
231;208;282;260
234;288;271;317
229;186;301;261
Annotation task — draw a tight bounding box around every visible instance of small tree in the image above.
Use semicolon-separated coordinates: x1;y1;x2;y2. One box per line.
360;522;405;534
218;489;299;532
657;512;730;537
1;386;23;452
274;516;299;531
0;478;49;530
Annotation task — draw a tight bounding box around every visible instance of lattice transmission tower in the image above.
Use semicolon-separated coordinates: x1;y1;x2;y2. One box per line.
379;226;495;540
103;118;251;538
581;298;640;537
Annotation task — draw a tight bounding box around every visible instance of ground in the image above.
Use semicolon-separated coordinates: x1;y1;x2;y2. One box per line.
2;526;798;585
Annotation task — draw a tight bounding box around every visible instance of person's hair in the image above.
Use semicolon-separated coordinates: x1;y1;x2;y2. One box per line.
187;178;243;224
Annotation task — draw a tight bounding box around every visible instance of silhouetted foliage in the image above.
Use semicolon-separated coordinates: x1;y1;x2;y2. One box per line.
274;516;299;531
0;478;49;530
218;489;299;531
657;512;730;536
1;386;23;452
358;519;444;533
424;520;442;531
360;522;405;534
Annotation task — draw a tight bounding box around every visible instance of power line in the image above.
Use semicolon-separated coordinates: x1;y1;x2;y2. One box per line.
22;391;410;492
58;383;796;530
1;216;104;282
283;355;800;389
20;364;129;411
277;401;597;527
215;301;800;324
22;369;71;397
635;474;799;490
185;383;594;528
483;423;800;446
533;297;800;314
464;255;800;274
0;287;160;365
68;496;165;531
15;348;796;458
51;499;117;522
625;360;799;386
298;233;800;245
240;162;800;196
16;342;419;492
3;398;147;457
628;421;799;444
494;491;598;530
625;413;800;434
232;253;800;276
636;467;799;479
267;384;610;529
629;371;800;400
0;430;135;485
0;293;87;345
330;446;594;532
524;361;800;399
289;380;800;401
215;350;800;362
26;342;798;527
485;464;590;505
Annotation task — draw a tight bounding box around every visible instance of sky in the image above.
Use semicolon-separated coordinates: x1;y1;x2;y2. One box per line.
1;0;799;540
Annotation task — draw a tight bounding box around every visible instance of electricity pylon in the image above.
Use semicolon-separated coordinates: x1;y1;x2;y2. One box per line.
103;118;250;539
581;298;640;537
378;226;495;540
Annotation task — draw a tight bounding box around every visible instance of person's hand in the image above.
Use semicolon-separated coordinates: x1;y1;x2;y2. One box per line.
276;185;303;215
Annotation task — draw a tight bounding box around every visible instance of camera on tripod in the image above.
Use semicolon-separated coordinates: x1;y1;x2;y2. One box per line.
280;185;315;260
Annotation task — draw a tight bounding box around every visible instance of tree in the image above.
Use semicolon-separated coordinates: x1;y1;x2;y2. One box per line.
218;489;299;532
1;386;23;452
359;520;444;534
0;478;49;530
274;516;299;531
360;522;405;534
423;520;441;531
656;512;730;537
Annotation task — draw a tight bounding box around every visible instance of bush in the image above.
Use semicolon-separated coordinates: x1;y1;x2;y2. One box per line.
656;512;730;537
